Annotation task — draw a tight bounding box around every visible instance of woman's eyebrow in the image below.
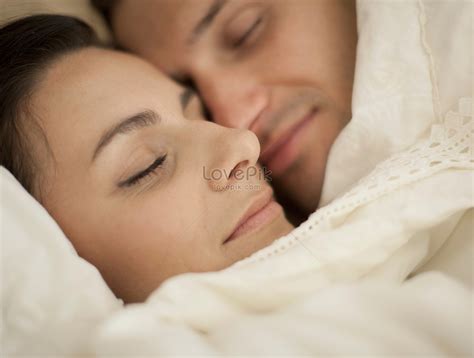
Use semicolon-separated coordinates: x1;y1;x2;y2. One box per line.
180;88;196;111
92;109;161;162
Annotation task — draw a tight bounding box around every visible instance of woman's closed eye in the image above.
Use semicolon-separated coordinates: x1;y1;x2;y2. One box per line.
119;154;167;188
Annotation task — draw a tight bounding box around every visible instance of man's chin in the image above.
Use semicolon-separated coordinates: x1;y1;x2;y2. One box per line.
272;154;325;218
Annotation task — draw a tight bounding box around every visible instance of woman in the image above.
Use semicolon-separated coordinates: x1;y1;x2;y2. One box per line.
0;14;293;303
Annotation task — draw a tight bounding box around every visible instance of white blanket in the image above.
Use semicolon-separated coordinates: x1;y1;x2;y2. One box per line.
92;118;473;355
1;0;473;356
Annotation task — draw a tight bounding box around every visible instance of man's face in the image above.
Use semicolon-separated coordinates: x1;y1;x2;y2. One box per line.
113;0;357;214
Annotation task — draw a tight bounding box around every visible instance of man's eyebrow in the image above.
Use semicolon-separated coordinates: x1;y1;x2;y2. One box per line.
188;0;228;45
92;109;161;162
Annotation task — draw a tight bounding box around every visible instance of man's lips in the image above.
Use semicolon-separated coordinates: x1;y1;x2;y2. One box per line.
224;187;280;243
260;107;317;175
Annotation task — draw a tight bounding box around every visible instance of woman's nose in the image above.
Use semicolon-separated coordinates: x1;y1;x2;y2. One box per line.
203;125;260;192
192;68;269;130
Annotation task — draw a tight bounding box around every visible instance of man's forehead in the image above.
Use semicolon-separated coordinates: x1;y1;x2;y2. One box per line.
114;0;221;74
115;0;213;48
117;0;212;29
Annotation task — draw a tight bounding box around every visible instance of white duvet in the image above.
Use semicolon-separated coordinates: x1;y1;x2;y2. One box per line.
1;0;473;356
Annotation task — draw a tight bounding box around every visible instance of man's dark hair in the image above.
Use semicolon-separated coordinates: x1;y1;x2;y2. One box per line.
0;14;100;197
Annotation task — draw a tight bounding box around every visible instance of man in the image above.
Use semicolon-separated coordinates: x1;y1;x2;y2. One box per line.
95;0;358;219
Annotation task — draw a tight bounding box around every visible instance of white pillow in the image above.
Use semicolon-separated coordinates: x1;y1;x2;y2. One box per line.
0;167;121;356
319;0;472;206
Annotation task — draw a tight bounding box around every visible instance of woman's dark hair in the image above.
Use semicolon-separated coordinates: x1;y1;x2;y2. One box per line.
0;14;101;197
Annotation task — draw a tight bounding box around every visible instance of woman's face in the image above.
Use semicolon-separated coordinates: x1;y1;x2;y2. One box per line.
32;48;292;302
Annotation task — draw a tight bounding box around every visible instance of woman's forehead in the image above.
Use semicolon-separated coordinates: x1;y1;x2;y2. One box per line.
35;48;175;114
30;48;178;158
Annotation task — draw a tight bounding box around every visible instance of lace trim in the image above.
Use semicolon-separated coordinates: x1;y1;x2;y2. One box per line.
234;97;473;267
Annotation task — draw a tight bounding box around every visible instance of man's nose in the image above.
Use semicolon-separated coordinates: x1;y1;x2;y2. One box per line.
193;69;269;131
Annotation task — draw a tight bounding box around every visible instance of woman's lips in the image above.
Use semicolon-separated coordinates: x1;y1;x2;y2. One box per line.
224;188;282;244
260;108;317;176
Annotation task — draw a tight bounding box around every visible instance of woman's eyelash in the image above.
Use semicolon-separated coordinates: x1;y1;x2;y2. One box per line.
120;154;167;188
234;17;263;47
